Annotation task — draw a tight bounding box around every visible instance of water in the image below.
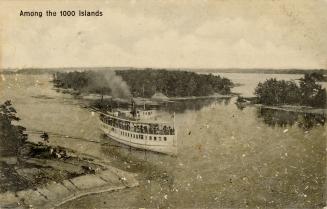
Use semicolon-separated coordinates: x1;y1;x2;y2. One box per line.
214;73;327;97
215;73;302;97
0;73;326;208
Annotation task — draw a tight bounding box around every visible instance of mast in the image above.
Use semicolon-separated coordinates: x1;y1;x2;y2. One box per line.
143;84;145;110
173;112;177;155
101;87;104;104
131;98;137;118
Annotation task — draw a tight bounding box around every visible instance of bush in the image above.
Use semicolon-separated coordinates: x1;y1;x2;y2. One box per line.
0;101;27;157
255;75;326;108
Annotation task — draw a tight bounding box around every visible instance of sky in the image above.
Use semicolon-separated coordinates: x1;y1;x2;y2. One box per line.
0;0;327;69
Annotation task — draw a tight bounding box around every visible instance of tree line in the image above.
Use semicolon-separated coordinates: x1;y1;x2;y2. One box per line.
0;100;27;157
115;69;233;97
54;71;113;95
255;73;327;108
53;69;234;98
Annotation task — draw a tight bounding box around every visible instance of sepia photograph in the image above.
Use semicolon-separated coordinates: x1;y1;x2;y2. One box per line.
0;0;326;208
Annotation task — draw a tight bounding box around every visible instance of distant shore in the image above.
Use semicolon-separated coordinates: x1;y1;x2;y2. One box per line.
236;97;327;115
1;67;326;75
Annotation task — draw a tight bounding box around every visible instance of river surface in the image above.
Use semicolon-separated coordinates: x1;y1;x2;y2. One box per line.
215;73;327;97
0;73;326;209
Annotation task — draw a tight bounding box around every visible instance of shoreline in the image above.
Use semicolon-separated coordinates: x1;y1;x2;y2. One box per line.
0;165;138;209
255;104;327;114
0;101;139;209
55;86;327;115
236;97;327;114
168;93;233;101
54;87;234;101
0;139;139;209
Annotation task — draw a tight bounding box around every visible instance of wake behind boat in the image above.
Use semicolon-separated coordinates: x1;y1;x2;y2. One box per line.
99;102;177;155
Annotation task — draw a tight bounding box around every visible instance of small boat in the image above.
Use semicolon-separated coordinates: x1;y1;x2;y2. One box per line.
99;101;177;155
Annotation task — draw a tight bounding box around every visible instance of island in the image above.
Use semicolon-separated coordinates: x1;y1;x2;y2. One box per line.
53;69;234;98
237;73;327;113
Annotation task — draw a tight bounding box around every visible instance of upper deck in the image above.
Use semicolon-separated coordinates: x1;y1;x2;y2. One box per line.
100;109;175;135
105;109;172;124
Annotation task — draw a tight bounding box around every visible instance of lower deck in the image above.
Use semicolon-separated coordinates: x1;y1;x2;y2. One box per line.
100;121;177;155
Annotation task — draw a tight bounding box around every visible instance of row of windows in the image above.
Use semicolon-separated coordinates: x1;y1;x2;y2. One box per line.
100;114;175;135
142;111;153;115
117;128;167;141
102;123;169;141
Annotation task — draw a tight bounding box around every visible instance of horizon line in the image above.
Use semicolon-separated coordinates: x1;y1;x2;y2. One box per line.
1;66;326;71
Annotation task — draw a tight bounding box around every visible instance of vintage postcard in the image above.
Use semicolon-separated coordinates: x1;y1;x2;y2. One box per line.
0;0;326;208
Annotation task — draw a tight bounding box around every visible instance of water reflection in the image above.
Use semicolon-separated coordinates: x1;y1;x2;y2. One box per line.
91;97;231;115
160;98;231;113
257;107;326;130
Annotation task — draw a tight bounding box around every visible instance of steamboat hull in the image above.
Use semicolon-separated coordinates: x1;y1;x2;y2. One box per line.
99;119;177;155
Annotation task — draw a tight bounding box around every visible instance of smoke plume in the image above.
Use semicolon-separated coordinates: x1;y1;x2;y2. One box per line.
83;71;131;99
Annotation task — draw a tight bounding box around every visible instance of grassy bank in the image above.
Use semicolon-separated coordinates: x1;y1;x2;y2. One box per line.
0;100;139;208
0;100;88;192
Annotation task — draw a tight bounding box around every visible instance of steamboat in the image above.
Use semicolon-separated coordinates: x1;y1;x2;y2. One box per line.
99;102;177;155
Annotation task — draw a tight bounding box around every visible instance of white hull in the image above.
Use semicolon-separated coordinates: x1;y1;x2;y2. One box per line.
100;121;177;155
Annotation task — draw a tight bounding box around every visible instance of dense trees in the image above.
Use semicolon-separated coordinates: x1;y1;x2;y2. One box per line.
54;69;234;98
0;101;27;157
54;71;112;95
115;69;233;97
255;74;327;108
299;74;327;107
305;72;327;82
255;79;301;105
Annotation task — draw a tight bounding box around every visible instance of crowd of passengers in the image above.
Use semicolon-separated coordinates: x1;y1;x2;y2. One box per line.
100;114;175;135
